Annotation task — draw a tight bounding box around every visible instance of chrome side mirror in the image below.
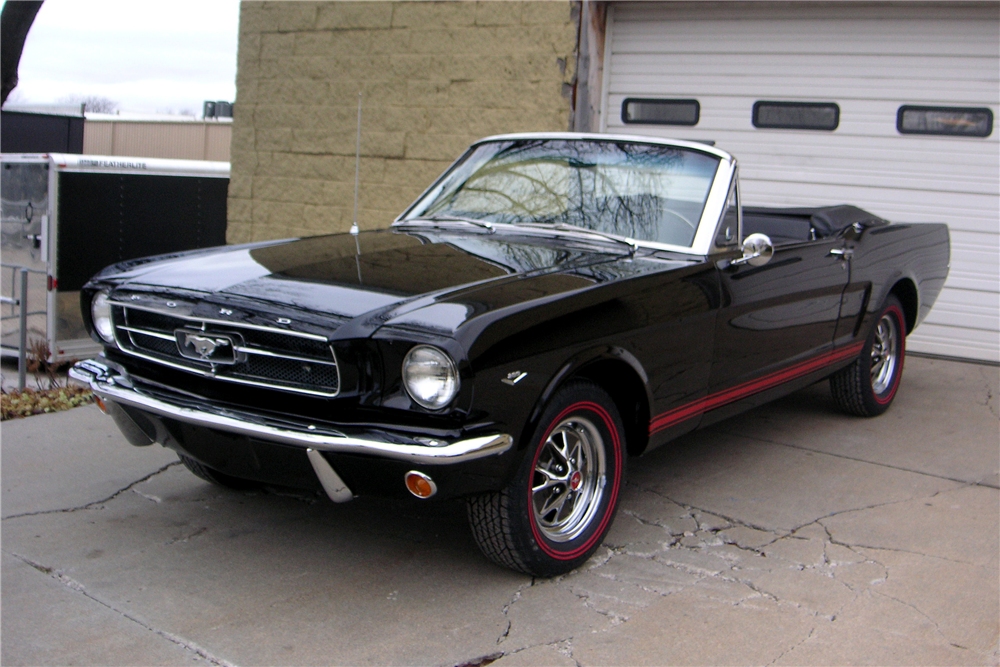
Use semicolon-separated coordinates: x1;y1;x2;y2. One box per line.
731;233;774;267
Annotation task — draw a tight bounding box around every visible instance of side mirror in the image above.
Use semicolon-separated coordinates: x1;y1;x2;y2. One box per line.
731;233;774;267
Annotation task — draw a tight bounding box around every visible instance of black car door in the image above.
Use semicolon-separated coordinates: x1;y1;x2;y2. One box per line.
703;237;851;425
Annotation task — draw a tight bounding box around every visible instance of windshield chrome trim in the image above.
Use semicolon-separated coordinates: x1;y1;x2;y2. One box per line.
471;132;734;162
690;156;738;256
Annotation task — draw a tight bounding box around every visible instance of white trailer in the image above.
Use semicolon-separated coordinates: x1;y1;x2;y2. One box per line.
1;153;229;363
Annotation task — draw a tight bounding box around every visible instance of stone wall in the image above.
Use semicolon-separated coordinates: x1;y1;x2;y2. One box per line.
228;1;578;243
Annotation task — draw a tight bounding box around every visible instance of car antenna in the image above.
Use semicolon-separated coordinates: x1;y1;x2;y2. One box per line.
350;91;362;236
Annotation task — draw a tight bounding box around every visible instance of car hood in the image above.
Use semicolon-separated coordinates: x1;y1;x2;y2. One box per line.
105;228;634;332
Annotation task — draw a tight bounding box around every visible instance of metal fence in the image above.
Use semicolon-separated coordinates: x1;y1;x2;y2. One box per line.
1;265;46;391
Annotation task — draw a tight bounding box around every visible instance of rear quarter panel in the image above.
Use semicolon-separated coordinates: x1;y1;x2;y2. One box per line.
844;222;950;339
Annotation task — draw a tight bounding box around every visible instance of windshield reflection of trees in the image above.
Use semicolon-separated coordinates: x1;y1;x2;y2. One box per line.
424;141;717;246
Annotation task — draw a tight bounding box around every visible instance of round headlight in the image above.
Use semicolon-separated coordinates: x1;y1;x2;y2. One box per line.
402;345;459;410
91;291;115;343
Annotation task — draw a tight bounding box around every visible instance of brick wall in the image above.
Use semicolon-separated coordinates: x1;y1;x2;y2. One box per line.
228;1;578;243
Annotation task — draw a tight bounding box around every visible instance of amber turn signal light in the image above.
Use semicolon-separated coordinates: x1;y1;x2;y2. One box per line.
405;471;437;499
94;396;107;414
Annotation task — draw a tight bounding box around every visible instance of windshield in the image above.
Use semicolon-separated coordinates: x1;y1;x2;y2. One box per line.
402;139;721;247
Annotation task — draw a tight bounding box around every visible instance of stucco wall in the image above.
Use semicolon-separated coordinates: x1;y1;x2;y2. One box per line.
228;1;578;243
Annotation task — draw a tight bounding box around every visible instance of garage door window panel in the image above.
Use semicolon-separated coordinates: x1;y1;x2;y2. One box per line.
752;101;840;131
622;98;700;126
897;106;994;138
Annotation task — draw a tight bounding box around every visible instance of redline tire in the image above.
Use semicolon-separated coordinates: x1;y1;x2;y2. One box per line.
467;381;626;577
830;295;906;417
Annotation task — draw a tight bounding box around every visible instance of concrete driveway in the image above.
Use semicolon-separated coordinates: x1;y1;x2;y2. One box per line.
2;356;997;666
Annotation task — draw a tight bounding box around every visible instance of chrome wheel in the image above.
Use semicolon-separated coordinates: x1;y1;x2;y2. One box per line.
531;416;606;543
870;312;899;395
467;381;625;576
830;297;906;417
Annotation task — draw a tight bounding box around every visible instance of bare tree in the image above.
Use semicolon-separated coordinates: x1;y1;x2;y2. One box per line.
59;94;118;113
1;1;44;105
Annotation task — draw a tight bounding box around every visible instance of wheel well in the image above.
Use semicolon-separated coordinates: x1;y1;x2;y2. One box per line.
889;279;918;334
574;359;650;457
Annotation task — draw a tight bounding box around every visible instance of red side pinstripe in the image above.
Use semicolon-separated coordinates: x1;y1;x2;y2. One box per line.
649;343;864;435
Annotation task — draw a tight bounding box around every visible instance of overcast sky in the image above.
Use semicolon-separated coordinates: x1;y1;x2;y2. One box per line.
5;0;240;115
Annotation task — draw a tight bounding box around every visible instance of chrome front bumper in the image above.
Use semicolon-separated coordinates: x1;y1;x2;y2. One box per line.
70;358;513;467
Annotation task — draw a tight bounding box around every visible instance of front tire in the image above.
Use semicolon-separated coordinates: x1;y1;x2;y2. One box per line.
830;295;906;417
467;381;626;577
179;454;259;490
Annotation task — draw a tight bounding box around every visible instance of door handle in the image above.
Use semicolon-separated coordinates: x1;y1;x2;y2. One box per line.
829;247;853;260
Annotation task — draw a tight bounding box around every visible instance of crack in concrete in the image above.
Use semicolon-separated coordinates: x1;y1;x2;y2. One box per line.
818;525;889;588
766;488;954;546
568;588;629;627
7;550;235;666
464;637;579;667
496;577;536;646
165;526;208;546
580;484;980;630
815;485;986;567
1;462;181;521
453;650;503;667
632;484;782;537
511;488;970;658
621;508;684;538
766;625;817;666
976;365;999;420
867;587;988;661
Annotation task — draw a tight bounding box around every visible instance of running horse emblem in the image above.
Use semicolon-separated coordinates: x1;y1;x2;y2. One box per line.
179;332;235;361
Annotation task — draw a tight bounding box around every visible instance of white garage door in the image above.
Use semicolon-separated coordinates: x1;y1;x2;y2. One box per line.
602;2;1000;363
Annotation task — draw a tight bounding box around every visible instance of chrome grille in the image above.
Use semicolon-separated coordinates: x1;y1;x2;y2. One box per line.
111;305;340;397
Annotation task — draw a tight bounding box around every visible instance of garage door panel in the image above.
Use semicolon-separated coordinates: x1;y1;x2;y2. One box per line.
614;24;999;54
950;230;1000;251
610;74;998;104
942;276;1000;294
610;53;999;82
934;287;1000;309
907;324;999;363
948;271;1000;293
924;308;999;335
740;165;997;198
739;153;999;182
614;34;998;58
741;179;998;213
616;2;1000;22
950;248;1000;280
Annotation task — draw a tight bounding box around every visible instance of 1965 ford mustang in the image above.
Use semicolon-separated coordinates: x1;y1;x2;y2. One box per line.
71;133;950;576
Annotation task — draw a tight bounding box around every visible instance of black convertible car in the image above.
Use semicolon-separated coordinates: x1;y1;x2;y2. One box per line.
71;133;950;576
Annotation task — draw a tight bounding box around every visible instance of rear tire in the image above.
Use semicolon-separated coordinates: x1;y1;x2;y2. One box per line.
467;381;626;577
179;454;259;490
830;295;906;417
